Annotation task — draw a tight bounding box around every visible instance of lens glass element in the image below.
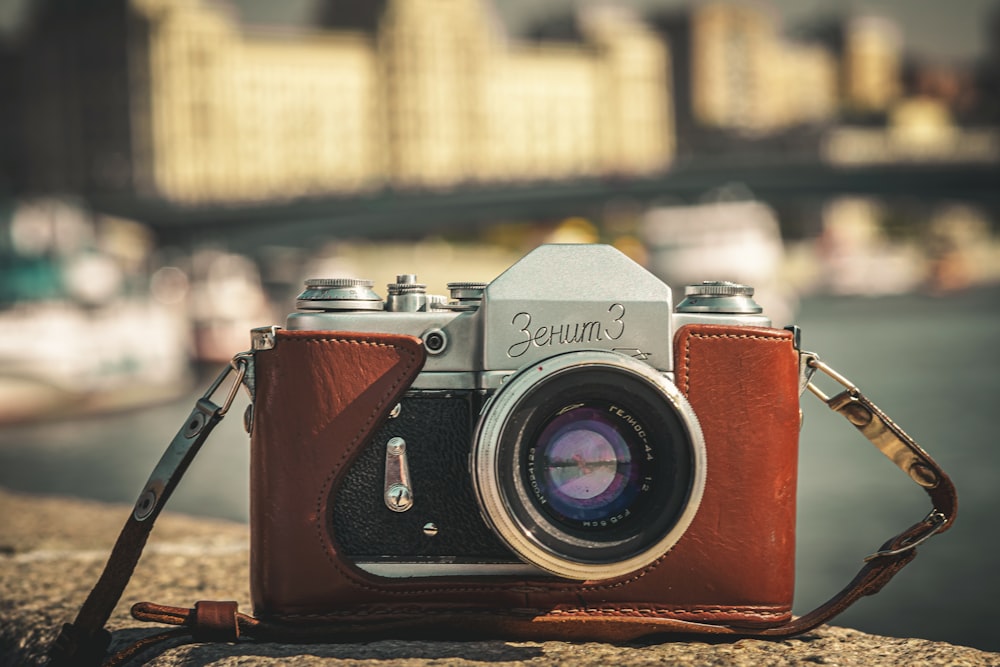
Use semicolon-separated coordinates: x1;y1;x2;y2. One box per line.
530;405;640;525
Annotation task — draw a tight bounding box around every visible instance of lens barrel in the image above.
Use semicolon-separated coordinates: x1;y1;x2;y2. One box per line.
472;351;706;580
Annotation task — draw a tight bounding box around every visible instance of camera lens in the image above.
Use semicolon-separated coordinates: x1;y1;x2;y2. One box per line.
472;351;706;581
529;404;641;526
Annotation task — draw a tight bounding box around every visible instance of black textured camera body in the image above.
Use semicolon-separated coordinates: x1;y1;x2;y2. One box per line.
332;390;517;563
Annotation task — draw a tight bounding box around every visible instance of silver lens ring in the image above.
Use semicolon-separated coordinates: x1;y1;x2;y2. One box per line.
472;351;706;580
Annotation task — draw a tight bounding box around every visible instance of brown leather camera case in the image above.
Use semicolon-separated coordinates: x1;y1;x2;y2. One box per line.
249;324;801;640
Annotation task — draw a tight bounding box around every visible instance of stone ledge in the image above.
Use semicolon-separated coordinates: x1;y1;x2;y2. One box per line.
1;487;995;666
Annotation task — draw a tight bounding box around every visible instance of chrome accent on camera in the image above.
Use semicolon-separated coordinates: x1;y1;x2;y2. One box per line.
471;350;707;581
673;281;771;328
683;280;756;299
286;245;679;380
422;522;439;536
386;275;430;312
384;437;414;512
297;278;384;312
250;325;281;351
385;484;413;512
431;283;487;312
422;328;448;355
448;282;487;301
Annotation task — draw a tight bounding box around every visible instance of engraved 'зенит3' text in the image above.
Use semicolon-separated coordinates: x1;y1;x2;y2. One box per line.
507;304;625;358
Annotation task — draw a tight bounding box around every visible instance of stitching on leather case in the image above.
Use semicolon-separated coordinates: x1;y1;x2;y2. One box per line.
549;606;789;620
679;330;790;395
271;604;790;622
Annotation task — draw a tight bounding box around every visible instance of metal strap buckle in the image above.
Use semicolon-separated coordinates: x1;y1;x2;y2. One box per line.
804;354;941;489
864;510;948;561
804;356;857;403
803;353;951;560
133;351;252;522
203;352;252;417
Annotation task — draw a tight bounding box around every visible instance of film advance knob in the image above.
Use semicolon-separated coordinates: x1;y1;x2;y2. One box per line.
676;281;763;314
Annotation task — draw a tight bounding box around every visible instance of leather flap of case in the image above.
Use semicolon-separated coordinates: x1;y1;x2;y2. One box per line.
250;331;426;615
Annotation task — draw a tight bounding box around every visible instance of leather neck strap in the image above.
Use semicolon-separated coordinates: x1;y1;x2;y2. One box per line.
47;361;958;666
47;397;225;666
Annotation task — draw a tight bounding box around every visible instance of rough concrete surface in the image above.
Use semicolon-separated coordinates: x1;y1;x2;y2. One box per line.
1;487;996;666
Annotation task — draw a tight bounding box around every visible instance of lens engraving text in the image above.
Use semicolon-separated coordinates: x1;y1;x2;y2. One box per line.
608;405;655;461
507;304;626;358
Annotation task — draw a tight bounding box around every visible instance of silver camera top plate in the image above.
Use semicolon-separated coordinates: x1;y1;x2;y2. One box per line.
287;245;676;387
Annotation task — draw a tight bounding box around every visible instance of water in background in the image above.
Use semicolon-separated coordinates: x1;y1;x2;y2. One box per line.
0;285;998;651
792;285;1000;650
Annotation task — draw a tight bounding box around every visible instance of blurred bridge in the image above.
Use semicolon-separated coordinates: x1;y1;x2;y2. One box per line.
92;160;1000;248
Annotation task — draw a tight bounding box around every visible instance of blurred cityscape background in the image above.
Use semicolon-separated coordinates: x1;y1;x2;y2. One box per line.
0;0;999;654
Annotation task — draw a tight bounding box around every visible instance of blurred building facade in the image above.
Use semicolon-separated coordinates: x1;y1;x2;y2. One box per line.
8;0;673;204
4;0;997;207
682;4;837;132
841;16;903;114
648;3;839;156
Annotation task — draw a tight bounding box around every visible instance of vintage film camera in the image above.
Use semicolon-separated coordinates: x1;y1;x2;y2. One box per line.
50;243;957;665
248;244;809;630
